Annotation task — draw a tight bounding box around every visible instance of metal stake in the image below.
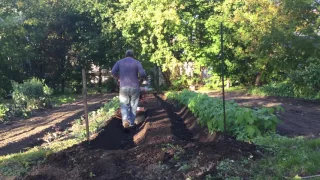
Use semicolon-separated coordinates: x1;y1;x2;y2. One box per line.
220;22;227;134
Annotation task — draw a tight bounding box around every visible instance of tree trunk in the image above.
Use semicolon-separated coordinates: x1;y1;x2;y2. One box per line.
98;68;102;93
60;78;65;93
255;72;262;87
161;69;172;87
226;78;231;89
154;66;160;88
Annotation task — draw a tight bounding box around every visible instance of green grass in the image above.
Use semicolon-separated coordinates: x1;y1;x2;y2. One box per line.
206;135;320;180
0;96;119;178
252;135;320;180
51;94;79;106
197;86;246;93
0;139;80;177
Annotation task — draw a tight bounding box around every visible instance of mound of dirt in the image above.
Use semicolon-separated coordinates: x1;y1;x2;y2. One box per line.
23;94;259;180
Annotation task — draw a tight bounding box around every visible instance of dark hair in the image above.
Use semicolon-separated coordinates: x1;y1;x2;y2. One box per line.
125;50;134;57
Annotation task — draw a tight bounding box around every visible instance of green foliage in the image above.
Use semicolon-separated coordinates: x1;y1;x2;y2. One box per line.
12;78;53;109
249;82;295;97
0;103;30;123
250;60;320;100
249;81;320;100
51;94;78;106
0;76;12;97
204;73;222;90
1;0;319;92
290;61;320;96
0;104;9;122
0;89;6;99
166;90;282;140
71;96;119;138
171;75;189;91
1;0;319;93
104;78;118;93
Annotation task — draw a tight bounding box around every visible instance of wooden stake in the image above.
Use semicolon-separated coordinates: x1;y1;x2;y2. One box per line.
82;68;90;143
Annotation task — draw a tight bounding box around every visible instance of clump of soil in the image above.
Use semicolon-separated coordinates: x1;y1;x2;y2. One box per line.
23;94;259;180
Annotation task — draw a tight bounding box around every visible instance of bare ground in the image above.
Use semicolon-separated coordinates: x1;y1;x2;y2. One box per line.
1;91;319;179
22;94;259;180
0;94;115;156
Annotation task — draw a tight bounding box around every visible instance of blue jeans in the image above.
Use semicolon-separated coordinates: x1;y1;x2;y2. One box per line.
119;87;140;125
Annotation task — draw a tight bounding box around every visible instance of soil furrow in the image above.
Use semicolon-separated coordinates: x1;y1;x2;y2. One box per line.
23;93;258;180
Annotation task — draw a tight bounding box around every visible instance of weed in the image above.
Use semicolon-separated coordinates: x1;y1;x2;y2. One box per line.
89;172;96;178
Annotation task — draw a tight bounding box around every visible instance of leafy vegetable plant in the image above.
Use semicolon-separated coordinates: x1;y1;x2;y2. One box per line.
166;90;282;140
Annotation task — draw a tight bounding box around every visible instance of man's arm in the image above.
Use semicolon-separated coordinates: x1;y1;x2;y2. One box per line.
138;62;146;78
111;62;119;79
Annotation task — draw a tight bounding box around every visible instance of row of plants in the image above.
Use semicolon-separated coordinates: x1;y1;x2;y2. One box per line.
165;90;283;140
0;96;119;177
166;90;320;179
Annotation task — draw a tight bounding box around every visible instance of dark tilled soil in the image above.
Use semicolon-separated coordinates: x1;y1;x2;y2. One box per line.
22;94;259;180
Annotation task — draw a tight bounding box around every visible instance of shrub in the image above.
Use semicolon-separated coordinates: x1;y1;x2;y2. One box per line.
249;81;320;100
290;61;320;97
0;104;9;122
104;77;118;92
171;75;189;90
0;76;12;98
204;73;221;89
0;89;6;99
12;78;53;109
251;61;320;100
249;81;295;97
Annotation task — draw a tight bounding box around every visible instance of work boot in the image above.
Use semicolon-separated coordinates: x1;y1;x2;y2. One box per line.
122;120;130;129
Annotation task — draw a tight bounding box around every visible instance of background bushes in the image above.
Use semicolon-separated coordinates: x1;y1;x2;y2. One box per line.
12;78;53;109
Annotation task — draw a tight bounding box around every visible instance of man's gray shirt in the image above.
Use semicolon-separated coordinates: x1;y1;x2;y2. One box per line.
111;57;146;88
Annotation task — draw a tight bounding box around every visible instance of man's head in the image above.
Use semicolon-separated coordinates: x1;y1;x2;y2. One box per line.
125;50;134;57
